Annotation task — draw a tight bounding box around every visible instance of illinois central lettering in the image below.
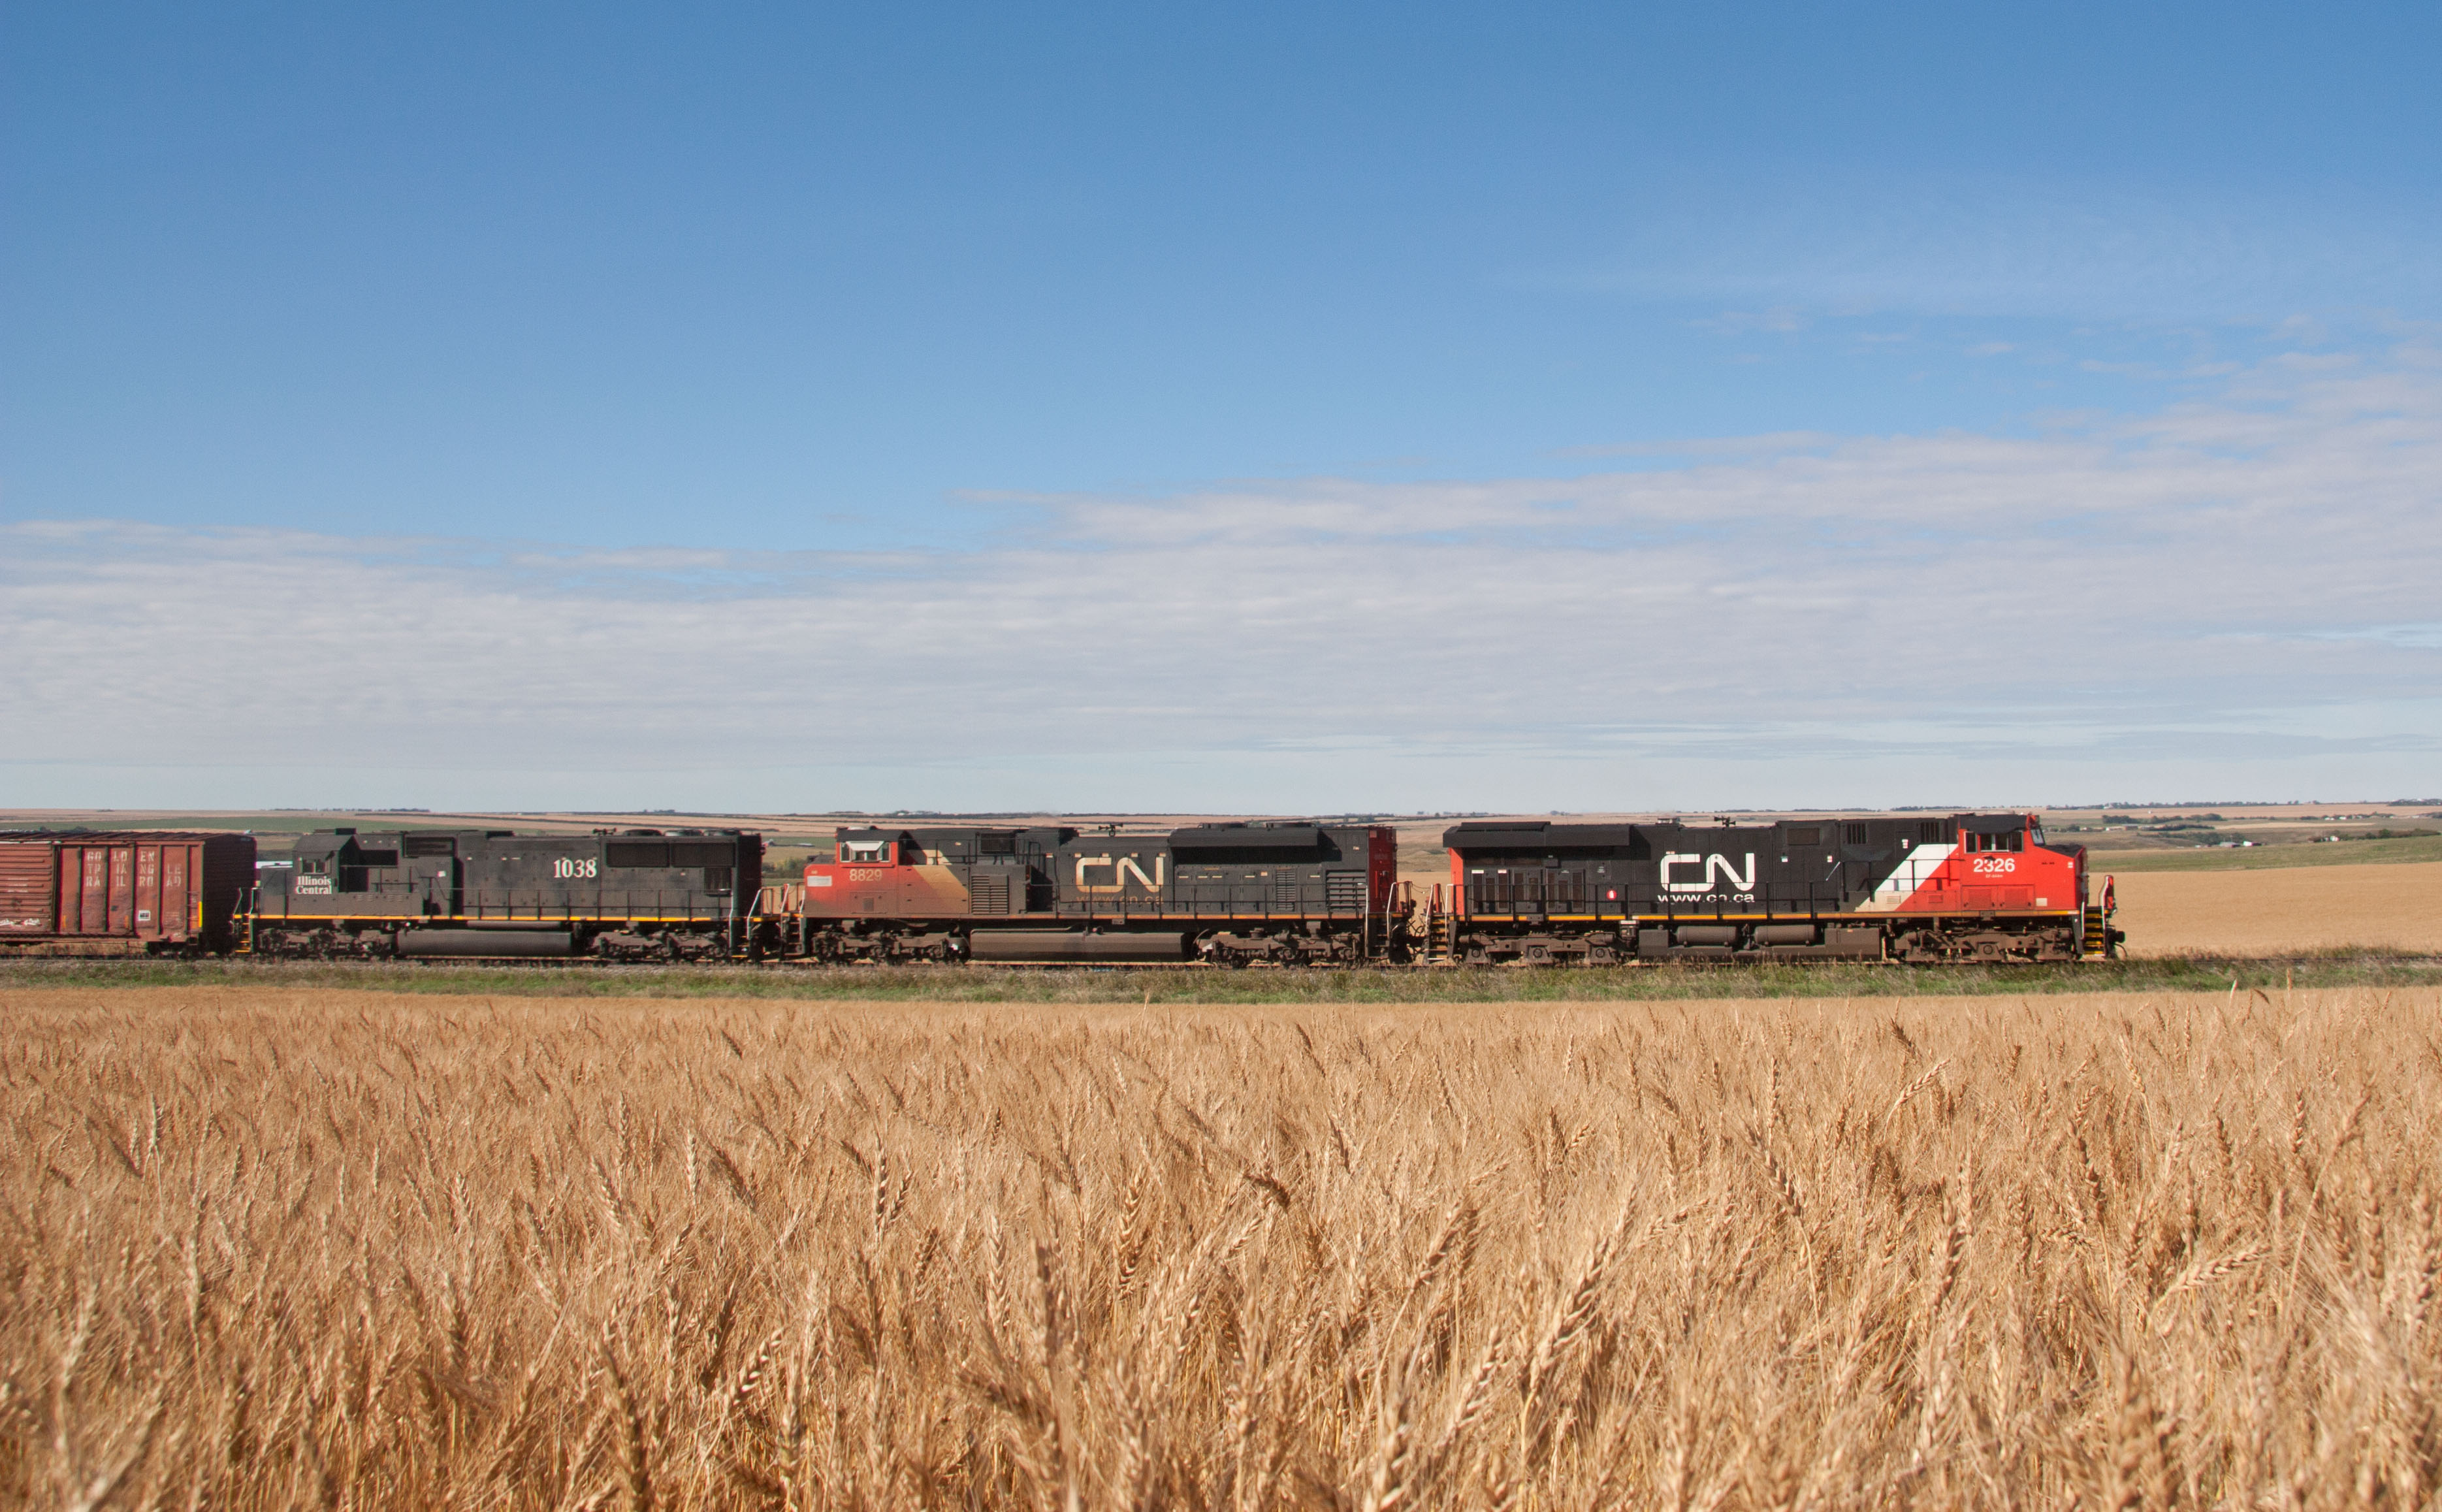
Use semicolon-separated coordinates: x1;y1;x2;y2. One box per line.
1660;852;1757;895
1074;854;1166;893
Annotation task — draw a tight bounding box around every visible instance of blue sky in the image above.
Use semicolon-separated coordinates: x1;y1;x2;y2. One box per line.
6;3;2440;810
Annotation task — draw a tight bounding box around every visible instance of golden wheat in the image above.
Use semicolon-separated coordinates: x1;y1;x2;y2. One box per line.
2;984;2437;1509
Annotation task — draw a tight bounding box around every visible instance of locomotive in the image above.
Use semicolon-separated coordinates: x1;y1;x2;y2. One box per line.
247;826;762;959
1441;811;2106;965
0;809;2122;964
787;820;1398;963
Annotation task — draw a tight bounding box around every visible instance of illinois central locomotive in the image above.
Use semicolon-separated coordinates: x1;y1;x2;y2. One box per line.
248;826;761;959
1441;811;2106;965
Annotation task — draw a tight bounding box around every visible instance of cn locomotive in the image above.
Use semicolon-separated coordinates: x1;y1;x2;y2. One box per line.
0;810;2121;964
1441;812;2108;965
788;821;1398;963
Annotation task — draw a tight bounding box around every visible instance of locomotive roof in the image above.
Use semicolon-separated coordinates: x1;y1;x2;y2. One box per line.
837;824;1080;841
1168;823;1330;850
293;827;513;846
1444;812;2035;850
1442;822;1643;850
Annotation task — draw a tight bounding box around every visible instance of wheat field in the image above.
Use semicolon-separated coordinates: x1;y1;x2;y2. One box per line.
4;986;2438;1510
2108;861;2442;957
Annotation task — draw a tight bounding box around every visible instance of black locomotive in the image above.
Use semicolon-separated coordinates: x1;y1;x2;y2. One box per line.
250;826;761;959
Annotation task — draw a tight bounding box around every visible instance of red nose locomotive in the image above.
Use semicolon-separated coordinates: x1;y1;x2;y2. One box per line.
1441;812;2114;964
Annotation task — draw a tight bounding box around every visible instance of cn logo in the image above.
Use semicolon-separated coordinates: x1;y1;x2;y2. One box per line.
1075;854;1165;893
1661;852;1756;895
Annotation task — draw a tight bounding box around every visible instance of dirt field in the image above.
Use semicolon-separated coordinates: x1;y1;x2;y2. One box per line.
6;985;2439;1509
2108;859;2442;956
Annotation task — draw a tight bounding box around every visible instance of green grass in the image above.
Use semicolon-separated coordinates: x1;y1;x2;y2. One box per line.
5;952;2435;1002
2085;833;2442;871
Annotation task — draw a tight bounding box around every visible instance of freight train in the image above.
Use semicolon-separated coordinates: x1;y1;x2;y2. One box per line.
0;811;2122;964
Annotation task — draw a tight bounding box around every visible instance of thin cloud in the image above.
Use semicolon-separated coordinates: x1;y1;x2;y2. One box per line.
1563;175;2442;323
3;351;2437;808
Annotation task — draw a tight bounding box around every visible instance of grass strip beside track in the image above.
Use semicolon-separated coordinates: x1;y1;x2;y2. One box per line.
5;951;2437;1001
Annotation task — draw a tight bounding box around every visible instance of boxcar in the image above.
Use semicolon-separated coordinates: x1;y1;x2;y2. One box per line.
0;831;257;956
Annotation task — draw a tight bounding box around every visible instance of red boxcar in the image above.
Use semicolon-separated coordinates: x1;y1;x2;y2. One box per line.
0;831;257;956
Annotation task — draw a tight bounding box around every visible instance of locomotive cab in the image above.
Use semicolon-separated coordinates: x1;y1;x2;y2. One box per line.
1942;814;2081;918
281;828;466;916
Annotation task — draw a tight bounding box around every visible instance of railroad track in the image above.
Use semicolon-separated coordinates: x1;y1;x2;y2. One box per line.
8;952;2442;976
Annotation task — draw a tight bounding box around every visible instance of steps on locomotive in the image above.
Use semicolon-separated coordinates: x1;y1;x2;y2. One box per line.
2081;905;2123;958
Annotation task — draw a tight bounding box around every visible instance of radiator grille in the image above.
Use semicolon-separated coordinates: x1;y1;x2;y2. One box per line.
969;873;1012;915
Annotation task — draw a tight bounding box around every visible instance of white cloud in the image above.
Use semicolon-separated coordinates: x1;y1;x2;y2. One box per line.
5;349;2439;811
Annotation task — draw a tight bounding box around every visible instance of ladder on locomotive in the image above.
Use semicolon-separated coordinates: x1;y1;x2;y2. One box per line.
1424;884;1454;967
2083;905;2111;957
2082;871;2115;957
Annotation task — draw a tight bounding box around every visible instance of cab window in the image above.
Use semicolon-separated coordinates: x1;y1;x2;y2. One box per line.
840;840;892;864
